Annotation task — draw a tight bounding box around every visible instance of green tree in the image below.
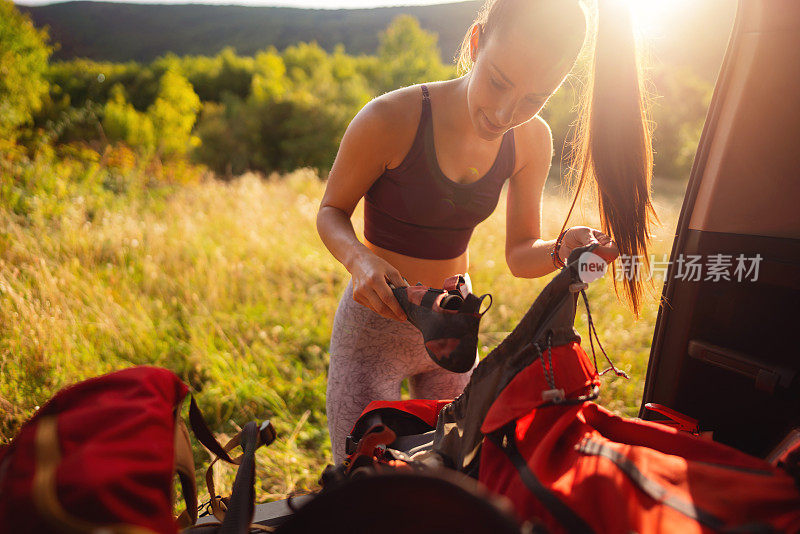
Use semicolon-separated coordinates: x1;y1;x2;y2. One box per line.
102;84;155;152
376;15;451;94
47;59;147;110
193;98;250;177
217;47;255;100
147;70;201;157
251;48;288;102
0;0;52;142
195;42;374;175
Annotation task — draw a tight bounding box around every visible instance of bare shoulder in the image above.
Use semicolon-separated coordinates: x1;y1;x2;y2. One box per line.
366;85;425;124
511;114;554;178
320;85;429;214
352;85;426;168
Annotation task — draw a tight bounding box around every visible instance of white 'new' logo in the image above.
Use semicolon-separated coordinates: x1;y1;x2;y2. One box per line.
578;251;608;283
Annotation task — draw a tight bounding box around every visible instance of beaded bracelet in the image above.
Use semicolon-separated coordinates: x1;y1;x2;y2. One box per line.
551;228;568;269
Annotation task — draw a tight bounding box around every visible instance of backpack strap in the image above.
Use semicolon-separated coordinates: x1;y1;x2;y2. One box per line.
189;396;239;463
185;396;276;532
217;422;268;534
486;423;596;534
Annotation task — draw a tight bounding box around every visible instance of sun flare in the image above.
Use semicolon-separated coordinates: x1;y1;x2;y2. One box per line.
622;0;693;39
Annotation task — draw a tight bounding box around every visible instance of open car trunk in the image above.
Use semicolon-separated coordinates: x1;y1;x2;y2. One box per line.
640;0;800;458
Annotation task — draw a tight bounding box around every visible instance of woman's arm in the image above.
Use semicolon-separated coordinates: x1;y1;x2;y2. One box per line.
505;117;559;278
505;117;618;278
317;97;409;321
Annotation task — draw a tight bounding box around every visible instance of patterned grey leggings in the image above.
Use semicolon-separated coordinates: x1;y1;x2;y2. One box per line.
326;278;477;463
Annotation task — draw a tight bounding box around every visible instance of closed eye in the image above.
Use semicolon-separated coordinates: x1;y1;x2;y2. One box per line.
490;77;505;89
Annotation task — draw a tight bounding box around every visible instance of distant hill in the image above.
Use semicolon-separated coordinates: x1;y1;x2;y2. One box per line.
19;0;737;82
18;1;480;63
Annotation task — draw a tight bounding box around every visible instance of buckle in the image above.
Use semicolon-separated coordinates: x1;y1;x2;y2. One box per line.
569;282;589;293
542;388;566;403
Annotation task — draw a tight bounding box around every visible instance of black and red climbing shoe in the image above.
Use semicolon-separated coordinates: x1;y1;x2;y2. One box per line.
391;275;491;373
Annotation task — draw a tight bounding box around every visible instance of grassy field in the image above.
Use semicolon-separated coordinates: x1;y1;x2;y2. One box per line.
0;157;683;503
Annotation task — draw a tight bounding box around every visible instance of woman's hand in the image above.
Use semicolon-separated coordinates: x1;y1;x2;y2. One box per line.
559;226;619;265
350;253;408;321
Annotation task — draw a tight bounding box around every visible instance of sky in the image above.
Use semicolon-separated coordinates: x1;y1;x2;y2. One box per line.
14;0;462;7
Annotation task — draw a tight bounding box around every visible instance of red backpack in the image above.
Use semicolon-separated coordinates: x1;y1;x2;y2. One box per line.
0;366;274;533
339;245;800;533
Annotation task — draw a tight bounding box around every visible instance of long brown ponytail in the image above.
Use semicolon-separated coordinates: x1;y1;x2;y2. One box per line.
564;0;656;317
457;0;657;316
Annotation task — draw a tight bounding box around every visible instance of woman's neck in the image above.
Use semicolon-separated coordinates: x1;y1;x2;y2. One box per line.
435;76;480;142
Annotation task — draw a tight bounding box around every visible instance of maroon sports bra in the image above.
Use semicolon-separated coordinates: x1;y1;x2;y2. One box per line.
364;85;516;260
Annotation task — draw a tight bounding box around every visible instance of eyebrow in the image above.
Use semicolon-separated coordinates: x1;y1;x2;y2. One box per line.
490;61;552;99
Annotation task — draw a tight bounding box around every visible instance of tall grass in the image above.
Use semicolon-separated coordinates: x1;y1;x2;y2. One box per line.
0;155;682;502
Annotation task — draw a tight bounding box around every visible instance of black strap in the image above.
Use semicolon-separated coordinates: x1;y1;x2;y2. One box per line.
478;293;492;316
219;422;259;534
420;289;443;309
189;396;237;464
488;425;595;533
184;398;276;533
577;438;725;530
579;289;628;379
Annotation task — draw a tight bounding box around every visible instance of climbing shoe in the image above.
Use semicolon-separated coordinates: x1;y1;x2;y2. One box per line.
391;275;491;373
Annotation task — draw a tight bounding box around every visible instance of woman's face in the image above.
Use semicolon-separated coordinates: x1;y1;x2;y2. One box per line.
466;16;584;140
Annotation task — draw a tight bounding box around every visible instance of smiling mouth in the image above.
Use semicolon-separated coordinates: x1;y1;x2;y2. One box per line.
481;112;506;134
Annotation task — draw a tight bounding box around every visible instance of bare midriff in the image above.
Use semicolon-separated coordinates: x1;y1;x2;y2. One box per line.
364;237;469;288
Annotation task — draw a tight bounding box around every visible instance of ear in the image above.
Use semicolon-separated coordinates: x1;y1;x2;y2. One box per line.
469;23;483;62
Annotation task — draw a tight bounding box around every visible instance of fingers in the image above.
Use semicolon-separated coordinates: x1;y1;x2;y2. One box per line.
591;228;612;245
561;227;619;265
367;290;403;321
354;278;407;322
588;229;618;262
354;288;394;321
382;270;409;320
377;282;407;321
350;257;409;321
570;227;611;247
385;269;407;289
561;226;591;260
594;241;619;263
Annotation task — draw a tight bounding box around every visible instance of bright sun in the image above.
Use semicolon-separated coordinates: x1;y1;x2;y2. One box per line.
623;0;692;39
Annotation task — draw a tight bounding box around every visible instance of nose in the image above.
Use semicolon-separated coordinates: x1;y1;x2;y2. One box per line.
493;107;514;129
493;98;517;128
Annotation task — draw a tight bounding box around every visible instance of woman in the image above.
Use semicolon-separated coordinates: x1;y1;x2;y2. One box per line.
317;0;655;463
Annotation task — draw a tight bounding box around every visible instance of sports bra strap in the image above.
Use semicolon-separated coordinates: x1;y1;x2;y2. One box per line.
421;84;430;103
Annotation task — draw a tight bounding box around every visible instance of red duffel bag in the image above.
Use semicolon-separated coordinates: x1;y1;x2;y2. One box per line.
478;341;800;533
1;366;200;533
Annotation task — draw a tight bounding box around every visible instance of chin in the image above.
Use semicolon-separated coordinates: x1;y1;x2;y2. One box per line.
476;128;501;141
472;112;504;140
